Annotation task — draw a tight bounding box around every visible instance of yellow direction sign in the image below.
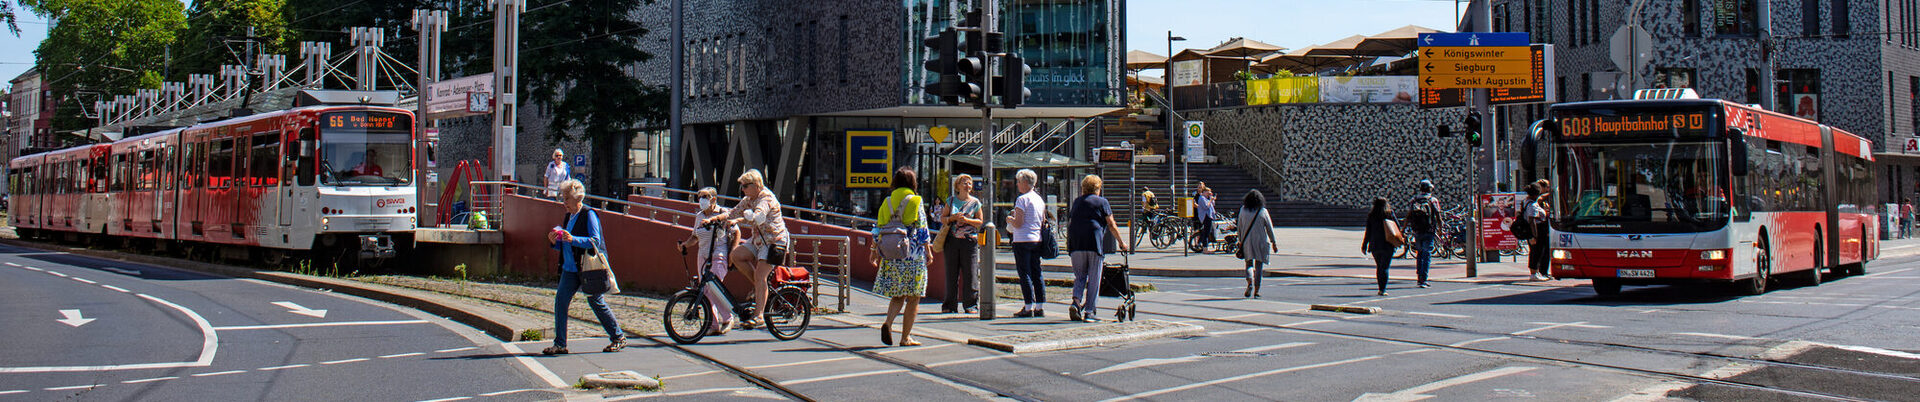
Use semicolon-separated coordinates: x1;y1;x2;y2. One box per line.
1419;46;1533;89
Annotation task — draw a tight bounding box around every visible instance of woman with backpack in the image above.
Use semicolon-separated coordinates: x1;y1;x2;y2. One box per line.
1237;190;1278;298
872;167;932;346
1359;197;1402;296
543;179;625;355
1524;182;1553;281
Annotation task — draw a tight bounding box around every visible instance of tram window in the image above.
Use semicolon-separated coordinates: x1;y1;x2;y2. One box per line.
295;129;316;186
211;139;235;188
138;151;156;190
251;133;280;186
161;148;173;191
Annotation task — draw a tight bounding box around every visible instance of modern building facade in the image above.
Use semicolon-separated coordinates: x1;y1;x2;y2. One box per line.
1488;0;1920;203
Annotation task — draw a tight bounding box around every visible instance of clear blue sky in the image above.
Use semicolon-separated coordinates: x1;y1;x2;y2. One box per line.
0;0;1465;87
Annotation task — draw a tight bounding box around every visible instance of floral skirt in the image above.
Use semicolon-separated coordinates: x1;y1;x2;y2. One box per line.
874;257;928;297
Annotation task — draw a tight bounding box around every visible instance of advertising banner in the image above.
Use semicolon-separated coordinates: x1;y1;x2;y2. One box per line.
1245;78;1273;105
1479;193;1523;251
1172;60;1204;86
1320;76;1418;103
845;130;893;188
1182;121;1206;163
1271;77;1320;104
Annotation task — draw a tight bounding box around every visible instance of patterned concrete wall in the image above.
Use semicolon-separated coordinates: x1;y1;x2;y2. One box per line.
1188;104;1474;209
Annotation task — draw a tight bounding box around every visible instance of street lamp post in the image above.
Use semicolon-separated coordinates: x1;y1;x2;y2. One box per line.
1165;32;1185;255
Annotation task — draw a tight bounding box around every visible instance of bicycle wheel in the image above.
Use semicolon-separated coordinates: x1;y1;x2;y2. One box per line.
763;287;813;341
662;290;712;345
1150;220;1177;249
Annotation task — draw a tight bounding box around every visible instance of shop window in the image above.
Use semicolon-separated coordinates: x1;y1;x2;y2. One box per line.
1775;69;1821;120
1716;0;1758;36
1653;68;1695;89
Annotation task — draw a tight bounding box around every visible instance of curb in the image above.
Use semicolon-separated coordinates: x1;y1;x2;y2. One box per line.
579;371;661;390
996;260;1537;284
0;238;545;342
992;275;1157;292
1309;304;1382;314
967;319;1206;353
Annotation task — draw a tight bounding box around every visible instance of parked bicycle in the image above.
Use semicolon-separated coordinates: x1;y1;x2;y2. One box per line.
663;222;813;344
1130;207;1183;250
1187;211;1239;254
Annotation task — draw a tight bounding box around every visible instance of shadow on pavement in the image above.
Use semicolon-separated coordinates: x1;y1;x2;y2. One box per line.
1440;284;1741;306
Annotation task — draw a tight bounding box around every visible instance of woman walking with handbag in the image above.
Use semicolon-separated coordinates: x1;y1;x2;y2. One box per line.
1237;190;1278;298
1359;197;1402;296
872;167;932;346
939;174;984;315
544;180;625;355
701;169;792;329
1007;169;1048;318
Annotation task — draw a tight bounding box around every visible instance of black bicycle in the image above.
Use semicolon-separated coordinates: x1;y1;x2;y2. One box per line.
663;222;813;344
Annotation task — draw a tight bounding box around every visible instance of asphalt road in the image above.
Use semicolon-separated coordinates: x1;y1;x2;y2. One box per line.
603;253;1920;401
0;244;561;401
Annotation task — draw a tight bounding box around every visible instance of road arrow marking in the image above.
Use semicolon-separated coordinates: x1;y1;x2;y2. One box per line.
271;301;328;318
1351;366;1537;402
1085;342;1313;375
57;310;95;327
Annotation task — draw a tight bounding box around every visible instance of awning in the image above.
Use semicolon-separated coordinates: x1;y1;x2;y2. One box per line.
946;152;1094;170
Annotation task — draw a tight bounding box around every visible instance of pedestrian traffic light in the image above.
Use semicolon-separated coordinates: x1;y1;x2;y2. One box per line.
1000;54;1031;109
1462;113;1483;147
921;29;970;105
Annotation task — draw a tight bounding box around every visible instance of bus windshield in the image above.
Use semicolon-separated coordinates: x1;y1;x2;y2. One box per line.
1554;141;1729;233
318;111;412;186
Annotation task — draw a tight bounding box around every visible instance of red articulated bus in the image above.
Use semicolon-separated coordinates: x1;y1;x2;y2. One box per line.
9;105;419;265
1544;93;1876;296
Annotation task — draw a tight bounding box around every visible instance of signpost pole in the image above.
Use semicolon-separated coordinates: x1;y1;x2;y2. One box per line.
976;0;998;322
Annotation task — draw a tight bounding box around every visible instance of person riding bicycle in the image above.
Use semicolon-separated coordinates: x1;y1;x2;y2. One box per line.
678;188;739;336
1406;180;1442;288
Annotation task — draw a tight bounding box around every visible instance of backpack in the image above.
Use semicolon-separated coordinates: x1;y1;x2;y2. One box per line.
875;194;920;260
1509;201;1534;241
1408;196;1436;234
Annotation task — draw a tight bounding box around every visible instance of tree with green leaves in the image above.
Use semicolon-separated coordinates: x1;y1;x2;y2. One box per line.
170;0;292;82
517;0;668;195
21;0;187;133
1;1;22;36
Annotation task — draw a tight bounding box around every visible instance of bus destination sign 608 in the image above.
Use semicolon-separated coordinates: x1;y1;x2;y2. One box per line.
1557;112;1709;139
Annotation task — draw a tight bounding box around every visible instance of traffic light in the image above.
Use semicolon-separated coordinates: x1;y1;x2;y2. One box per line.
921;29;968;105
1462;113;1483;147
1000;54;1031;109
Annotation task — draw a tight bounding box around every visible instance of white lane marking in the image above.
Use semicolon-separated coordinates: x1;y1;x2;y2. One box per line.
0;390;25;395
876;343;958;354
1353;287;1487;305
1862;267;1915;278
499;342;570;388
1448;337;1510;347
1207;327;1271;336
3;262;17;267
257;364;309;371
1101;354;1392;401
658;370;722;381
1741;300;1869;307
1673;332;1762;341
1510;321;1608;336
1815;342;1920;360
22;267;42;272
270;301;329;318
1352;366;1539;401
416;397;472;402
435;347;478;353
56;309;95;327
379;352;426;359
101;267;141;276
745;356;861;370
0;293;217;373
926;353;1019;368
781;369;910;385
1281;319;1335;327
47;271;67;277
478;389;545;397
70;277;96;284
100;285;129;293
320;358;369;365
1407;311;1472;319
213;320;430;331
604;386;760;400
44;384;101;391
192;370;246;377
1085;342;1315;376
1220;313;1264;320
122;376;178;384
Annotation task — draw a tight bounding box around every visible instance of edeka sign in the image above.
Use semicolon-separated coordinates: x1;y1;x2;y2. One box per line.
846;130;893;188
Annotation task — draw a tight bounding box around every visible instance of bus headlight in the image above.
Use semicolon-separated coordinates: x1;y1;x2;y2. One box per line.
1551;250;1572;260
1701;250;1726;260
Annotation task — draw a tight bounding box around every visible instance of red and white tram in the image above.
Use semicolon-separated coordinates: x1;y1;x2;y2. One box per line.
1545;96;1875;296
8;104;418;264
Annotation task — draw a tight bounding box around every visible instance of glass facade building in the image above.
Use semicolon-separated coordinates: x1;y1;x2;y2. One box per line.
903;0;1122;107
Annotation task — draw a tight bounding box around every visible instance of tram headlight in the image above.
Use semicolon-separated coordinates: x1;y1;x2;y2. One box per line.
321;217;330;230
1551;250;1571;260
1701;250;1726;260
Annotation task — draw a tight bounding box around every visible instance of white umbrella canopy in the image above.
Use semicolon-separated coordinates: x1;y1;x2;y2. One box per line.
1126;50;1169;70
1203;37;1286;59
1302;34;1371;57
1352;25;1442;57
1257;46;1365;74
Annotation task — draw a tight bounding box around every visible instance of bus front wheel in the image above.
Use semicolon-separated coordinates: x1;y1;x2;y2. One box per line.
1592;279;1621;297
1743;239;1771;296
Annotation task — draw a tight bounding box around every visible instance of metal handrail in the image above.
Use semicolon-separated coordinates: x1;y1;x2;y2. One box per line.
1021;120;1071;154
792;233;852;312
1044;119;1098;155
473;181;699;226
627;182;877;226
997;123;1043;155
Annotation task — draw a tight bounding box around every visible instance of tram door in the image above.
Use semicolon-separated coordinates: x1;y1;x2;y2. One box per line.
277;125;295;228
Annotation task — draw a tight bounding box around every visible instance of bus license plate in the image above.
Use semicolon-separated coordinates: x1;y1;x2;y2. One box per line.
1618;269;1655;278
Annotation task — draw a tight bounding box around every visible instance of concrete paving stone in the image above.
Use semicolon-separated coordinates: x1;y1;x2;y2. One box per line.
580;370;662;390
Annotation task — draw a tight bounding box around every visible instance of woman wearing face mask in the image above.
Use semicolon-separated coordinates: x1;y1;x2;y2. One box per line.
678;188;738;335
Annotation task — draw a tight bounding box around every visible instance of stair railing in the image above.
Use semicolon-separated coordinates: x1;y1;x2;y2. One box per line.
1021;119;1073;154
1144;89;1290;202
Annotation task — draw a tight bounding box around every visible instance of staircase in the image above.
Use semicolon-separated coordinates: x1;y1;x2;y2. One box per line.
1095;107;1370;227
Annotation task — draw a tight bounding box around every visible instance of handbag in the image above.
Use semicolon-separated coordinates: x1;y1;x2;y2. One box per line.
1385;219;1407;247
580;245;619;294
1038;221;1061;259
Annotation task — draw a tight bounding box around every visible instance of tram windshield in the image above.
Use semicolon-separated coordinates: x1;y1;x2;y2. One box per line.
318;111;412;186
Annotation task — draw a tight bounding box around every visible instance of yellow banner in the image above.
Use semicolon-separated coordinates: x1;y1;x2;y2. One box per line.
1268;77;1320;104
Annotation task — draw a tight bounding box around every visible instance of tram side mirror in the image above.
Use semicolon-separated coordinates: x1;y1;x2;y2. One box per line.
1729;129;1749;177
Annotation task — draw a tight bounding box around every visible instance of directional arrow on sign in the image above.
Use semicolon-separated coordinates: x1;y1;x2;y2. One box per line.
1425;77;1436;86
272;301;328;318
57;309;95;327
1423;63;1433;72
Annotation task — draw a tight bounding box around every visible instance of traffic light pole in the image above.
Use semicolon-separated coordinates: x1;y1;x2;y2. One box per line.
975;0;999;321
1467;0;1491;278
